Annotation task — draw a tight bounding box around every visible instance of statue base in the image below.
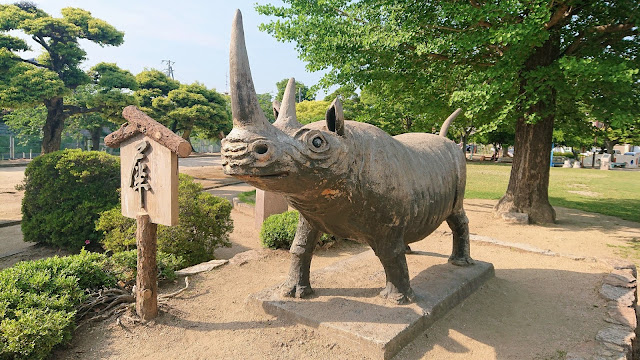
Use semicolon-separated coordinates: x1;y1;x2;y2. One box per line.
247;245;494;359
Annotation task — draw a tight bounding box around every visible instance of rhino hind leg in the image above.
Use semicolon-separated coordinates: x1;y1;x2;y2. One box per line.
281;215;321;298
446;210;474;266
376;242;416;304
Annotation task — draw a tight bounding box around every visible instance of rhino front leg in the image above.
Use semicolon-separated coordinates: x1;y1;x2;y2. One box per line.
446;210;474;266
376;240;416;304
281;214;321;298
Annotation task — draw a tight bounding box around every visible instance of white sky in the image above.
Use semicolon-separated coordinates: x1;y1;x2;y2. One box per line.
4;0;329;97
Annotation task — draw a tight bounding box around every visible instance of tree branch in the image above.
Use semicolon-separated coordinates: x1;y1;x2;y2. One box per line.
545;4;571;29
62;105;103;118
594;24;634;33
427;53;450;60
427;25;464;32
14;56;50;69
470;0;481;8
32;35;52;54
562;31;585;56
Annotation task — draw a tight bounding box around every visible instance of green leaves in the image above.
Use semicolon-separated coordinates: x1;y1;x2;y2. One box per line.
61;7;124;46
89;62;137;90
275;78;315;102
0;250;115;359
135;71;231;139
97;174;234;266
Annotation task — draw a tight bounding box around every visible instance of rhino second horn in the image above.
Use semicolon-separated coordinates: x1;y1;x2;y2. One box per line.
229;9;269;129
273;77;303;134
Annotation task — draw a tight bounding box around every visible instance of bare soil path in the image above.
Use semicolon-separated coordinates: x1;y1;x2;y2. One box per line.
1;161;639;358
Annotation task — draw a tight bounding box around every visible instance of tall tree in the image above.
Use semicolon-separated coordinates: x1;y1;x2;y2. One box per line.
275;78;315;102
295;100;331;124
257;92;276;122
257;0;640;223
134;69;180;127
0;3;134;153
154;82;231;143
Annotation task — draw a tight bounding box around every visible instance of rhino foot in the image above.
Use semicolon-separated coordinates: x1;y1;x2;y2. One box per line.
449;256;474;266
379;283;415;305
281;283;314;298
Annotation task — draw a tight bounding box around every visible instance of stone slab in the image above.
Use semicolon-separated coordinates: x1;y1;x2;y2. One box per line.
175;259;228;276
247;246;494;359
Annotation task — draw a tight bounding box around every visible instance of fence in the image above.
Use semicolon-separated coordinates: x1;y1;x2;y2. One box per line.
0;134;219;160
190;138;221;154
0;135;120;160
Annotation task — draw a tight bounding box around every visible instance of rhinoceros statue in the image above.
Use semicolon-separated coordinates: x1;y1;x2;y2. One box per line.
222;10;473;304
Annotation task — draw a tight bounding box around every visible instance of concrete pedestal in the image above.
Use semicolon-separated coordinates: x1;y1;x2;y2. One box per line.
247;244;494;359
254;189;289;229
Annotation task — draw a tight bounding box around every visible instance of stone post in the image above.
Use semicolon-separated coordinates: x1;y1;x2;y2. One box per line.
255;189;289;229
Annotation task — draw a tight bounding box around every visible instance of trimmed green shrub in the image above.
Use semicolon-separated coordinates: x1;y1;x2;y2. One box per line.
104;250;185;285
260;210;331;249
0;250;115;360
553;151;575;158
19;149;120;250
97;174;233;266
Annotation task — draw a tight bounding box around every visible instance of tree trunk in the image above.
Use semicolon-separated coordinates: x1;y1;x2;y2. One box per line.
501;145;509;159
90;128;101;151
136;214;158;320
42;97;65;154
495;35;559;224
604;139;616;155
181;128;195;153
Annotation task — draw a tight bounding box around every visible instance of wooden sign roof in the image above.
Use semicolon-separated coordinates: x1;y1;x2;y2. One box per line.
105;106;192;158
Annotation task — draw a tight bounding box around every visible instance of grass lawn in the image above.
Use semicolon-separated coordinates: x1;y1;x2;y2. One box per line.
465;162;640;223
238;189;256;204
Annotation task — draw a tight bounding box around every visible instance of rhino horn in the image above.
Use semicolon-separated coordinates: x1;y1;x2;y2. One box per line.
272;100;281;120
273;78;303;134
230;9;269;129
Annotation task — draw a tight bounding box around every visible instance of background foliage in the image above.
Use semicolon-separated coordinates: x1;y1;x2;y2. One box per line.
97;174;233;266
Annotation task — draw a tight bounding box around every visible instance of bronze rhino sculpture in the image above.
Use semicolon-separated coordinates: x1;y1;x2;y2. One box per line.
222;10;473;304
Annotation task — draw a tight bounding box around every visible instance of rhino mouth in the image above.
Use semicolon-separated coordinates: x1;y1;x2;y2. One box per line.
238;172;289;179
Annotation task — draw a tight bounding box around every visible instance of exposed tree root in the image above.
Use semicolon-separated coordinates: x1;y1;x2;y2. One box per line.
77;277;191;326
77;288;135;325
159;276;190;300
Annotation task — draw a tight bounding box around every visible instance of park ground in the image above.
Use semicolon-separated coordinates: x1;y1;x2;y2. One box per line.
1;157;640;359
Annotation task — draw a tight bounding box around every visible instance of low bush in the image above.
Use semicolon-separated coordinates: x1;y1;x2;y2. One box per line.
552;151;575;158
104;250;185;285
97;174;233;266
260;210;332;250
19;149;120;250
0;250;114;360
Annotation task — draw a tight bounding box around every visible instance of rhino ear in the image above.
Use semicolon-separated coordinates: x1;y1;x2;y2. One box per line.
272;100;281;120
326;97;345;136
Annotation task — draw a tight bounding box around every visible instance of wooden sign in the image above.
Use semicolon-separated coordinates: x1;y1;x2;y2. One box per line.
120;135;178;226
105;105;191;321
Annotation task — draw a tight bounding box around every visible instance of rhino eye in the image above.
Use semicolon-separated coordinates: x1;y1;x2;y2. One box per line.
312;136;323;148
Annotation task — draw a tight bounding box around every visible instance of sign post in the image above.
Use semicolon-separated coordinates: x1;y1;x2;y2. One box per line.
105;105;191;320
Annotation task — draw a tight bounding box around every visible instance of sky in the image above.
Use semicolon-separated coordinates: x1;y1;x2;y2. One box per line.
5;0;330;98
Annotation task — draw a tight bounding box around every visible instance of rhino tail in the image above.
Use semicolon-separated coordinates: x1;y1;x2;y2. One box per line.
439;108;462;138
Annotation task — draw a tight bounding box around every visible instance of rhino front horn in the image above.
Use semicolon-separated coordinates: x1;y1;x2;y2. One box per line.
230;9;269;129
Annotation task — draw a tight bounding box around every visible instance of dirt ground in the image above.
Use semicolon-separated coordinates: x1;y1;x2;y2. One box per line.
0;166;25;222
1;164;639;359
